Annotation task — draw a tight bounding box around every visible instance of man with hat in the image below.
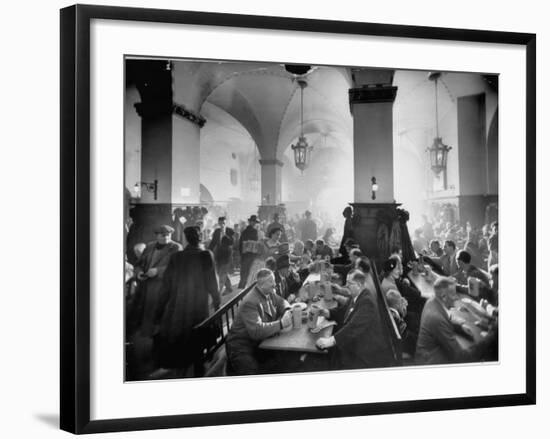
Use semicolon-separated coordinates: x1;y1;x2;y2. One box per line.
127;225;182;379
131;225;182;338
238;215;261;289
208;216;227;254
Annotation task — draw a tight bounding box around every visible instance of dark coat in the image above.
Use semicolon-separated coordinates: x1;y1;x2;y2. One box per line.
208;227;224;253
131;240;182;337
329;288;393;369
239;225;259;254
153;245;220;367
416;297;483;365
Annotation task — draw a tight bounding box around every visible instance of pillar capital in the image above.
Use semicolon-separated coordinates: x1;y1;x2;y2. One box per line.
349;85;398;105
134;99;172;119
172;102;207;128
259;158;284;167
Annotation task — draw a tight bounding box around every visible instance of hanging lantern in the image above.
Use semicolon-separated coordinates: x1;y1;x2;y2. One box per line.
427;72;452;187
291;79;312;172
428;137;452;175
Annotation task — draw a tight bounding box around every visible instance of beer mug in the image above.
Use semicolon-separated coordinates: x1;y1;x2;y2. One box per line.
468;277;480;297
307;305;321;329
306;283;315;300
323;281;333;301
292;305;302;329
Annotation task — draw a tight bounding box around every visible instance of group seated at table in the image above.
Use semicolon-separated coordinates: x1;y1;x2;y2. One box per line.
224;245;498;376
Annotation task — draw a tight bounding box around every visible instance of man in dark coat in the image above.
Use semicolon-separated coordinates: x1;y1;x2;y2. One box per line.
415;277;495;365
131;225;182;338
316;269;394;370
238;215;260;289
208;216;226;254
153;226;220;372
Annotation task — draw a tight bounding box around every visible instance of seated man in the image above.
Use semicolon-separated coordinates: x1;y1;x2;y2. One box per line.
314;239;333;260
226;268;293;375
333;248;363;285
316;270;394;370
453;250;492;300
386;289;418;356
432;240;459;276
428;239;444;257
415;277;495;365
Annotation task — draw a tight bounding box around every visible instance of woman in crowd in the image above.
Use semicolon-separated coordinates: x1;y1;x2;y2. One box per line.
380;255;425;327
290;240;305;264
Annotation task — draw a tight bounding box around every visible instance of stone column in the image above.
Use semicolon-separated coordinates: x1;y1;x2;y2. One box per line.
348;70;414;263
127;61;207;250
130;65;174;247
171;62;205;205
257;158;286;221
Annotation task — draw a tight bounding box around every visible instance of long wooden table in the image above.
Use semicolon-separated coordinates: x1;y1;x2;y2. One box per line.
259;275;339;354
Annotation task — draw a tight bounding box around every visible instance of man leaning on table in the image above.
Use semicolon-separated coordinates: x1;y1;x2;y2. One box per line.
415;276;496;365
226;268;293;375
316;269;394;370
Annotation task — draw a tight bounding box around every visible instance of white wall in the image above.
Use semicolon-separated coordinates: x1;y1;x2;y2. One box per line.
1;1;546;439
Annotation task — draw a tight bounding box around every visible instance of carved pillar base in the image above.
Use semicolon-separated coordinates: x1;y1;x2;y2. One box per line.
350;202;415;265
257;204;287;223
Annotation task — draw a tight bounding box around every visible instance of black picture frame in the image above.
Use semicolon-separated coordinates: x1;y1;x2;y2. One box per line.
60;4;536;434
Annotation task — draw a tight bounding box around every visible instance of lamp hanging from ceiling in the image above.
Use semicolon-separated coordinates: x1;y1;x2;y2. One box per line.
427;72;452;189
291;79;313;173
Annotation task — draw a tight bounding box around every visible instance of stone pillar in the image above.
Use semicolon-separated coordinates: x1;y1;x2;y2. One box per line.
127;61;207;250
259;158;283;204
348;70;415;264
349;70;397;203
131;64;174;247
171;62;205;205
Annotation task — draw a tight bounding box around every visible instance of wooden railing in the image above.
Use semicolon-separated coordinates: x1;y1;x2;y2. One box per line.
191;282;256;376
371;262;403;366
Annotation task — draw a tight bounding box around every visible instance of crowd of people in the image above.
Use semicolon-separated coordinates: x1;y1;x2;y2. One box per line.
125;208;499;380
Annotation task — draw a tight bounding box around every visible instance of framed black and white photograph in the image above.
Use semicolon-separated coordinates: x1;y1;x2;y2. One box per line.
60;4;536;434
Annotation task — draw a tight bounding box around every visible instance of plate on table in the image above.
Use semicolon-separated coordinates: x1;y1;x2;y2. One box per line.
310;317;337;334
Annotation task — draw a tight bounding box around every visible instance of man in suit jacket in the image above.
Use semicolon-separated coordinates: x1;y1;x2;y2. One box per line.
316;269;394;370
415;276;494;365
226;268;293;375
153;226;220;371
131;225;182;338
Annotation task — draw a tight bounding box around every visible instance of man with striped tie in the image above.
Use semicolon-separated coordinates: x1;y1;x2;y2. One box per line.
226;268;293;375
316;269;393;370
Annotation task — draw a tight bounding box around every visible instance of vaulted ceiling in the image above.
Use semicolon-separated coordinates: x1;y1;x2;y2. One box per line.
160;59;354;160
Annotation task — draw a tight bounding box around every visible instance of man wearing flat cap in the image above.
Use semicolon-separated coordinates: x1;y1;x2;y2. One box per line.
131;225;182;339
238;215;261;289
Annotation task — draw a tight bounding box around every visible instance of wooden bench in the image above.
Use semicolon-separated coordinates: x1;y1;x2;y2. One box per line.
371;263;403;367
191;282;256;377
